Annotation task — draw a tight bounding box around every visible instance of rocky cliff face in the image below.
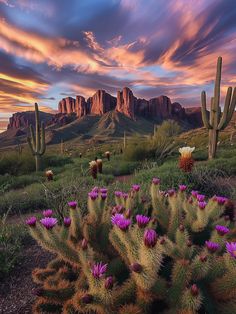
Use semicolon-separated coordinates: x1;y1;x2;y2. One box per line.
117;87;136;119
7;111;53;130
87;90;116;115
76;95;88;118
7;87;201;133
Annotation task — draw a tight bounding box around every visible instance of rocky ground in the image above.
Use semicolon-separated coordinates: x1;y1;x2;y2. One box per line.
0;240;54;314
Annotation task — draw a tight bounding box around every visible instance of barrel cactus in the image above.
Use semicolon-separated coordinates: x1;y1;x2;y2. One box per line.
26;181;236;313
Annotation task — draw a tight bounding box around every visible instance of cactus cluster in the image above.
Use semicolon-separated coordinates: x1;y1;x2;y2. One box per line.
27;103;46;172
201;56;236;159
26;180;236;314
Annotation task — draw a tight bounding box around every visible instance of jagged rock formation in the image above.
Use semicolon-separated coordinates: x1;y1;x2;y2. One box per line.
57;87;188;123
6;87;202;134
87;90;116;115
76;95;88;118
116;87;136;119
7;111;53;130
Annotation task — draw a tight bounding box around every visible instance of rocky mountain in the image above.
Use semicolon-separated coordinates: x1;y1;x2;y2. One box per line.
57;87;191;123
1;87;205;149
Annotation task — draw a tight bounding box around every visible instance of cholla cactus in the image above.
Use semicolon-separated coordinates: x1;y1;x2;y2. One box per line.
27;180;236;314
89;161;98;179
45;170;53;181
105;151;110;161
179;146;195;172
96;159;103;173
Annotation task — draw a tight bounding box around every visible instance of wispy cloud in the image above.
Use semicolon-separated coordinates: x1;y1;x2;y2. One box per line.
0;0;236;128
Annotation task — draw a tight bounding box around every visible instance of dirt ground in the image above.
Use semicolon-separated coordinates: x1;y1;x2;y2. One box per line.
0;240;54;314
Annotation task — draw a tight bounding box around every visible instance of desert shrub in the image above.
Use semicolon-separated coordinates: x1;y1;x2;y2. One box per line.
0;173;42;194
0;210;28;278
103;160;140;176
26;182;236;313
0;150;73;176
123;120;182;162
205;157;236;175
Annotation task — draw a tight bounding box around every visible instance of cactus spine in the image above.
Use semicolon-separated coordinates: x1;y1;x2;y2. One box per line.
201;56;236;159
27;103;46;172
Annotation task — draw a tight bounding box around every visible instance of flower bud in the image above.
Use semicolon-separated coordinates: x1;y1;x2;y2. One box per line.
130;263;142;273
81;238;88;250
81;294;93;304
190;284;199;296
105;276;113;289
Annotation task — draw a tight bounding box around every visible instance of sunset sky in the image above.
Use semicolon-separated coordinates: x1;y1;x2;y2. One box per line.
0;0;236;131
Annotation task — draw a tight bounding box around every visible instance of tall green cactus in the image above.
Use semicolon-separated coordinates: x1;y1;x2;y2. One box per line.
201;56;236;159
27;103;46;171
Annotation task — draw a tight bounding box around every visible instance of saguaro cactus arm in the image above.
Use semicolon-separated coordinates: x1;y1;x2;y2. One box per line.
201;91;212;129
218;87;236;130
201;56;236;159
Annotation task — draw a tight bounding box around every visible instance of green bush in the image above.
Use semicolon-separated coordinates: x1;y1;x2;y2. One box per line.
123;120;182;162
0;173;42;194
0;150;73;176
0;211;28;278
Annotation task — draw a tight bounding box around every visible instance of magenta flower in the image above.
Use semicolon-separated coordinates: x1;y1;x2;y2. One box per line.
197;194;205;202
152;177;160;185
88;191;98;200
215;196;228;205
40;217;57;229
215;225;229;236
115;191;122;197
101;193;107;200
63;217;71;227
191;190;198;198
68;201;77;209
43;209;53;217
111;213;131;231
226;242;236;259
26;216;37;227
105;276;113;289
92;186;99;193
132;184;140;192
144;229;157;248
198;201;207;210
91;262;107;279
179;185;187;192
122;192;129;199
136;214;150;228
100;188;108;194
205;241;220;253
167;189;175;197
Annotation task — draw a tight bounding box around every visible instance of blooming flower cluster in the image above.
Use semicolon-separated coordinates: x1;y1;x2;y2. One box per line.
91;262;107;279
111;214;131;231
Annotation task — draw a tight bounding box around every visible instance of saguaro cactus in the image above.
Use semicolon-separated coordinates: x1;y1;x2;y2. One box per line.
27;103;46;171
201;56;236;159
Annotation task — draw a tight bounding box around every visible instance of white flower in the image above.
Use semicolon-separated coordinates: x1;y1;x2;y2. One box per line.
96;159;102;163
105;151;110;155
45;170;53;175
179;146;195;158
89;161;97;167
